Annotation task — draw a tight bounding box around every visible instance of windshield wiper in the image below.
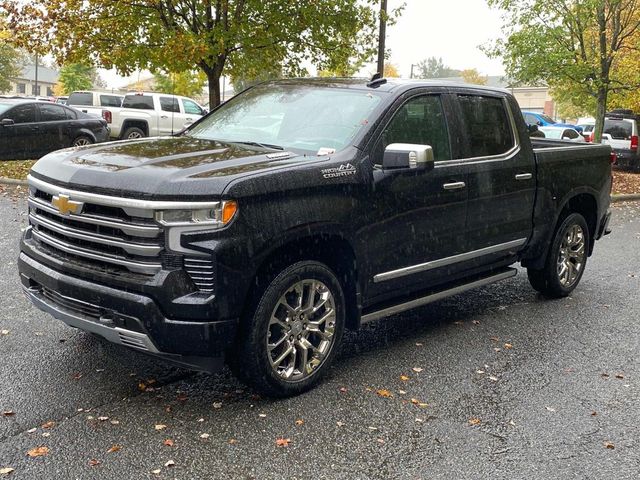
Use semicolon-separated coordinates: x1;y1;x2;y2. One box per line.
230;140;284;151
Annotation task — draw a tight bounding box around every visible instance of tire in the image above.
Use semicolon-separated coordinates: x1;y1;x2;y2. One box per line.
527;212;589;298
72;135;93;147
122;127;145;140
230;261;346;397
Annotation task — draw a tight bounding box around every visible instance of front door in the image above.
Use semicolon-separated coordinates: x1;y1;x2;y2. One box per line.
361;92;469;303
0;103;40;160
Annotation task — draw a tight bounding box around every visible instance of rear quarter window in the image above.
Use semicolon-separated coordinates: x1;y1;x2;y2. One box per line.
122;95;155;110
458;95;515;158
68;92;93;106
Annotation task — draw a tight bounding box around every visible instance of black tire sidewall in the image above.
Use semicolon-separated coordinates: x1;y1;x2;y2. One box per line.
123;127;145;139
544;212;589;296
236;261;346;397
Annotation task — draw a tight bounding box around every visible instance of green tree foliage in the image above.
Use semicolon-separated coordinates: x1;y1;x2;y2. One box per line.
154;70;206;98
485;0;640;142
1;0;404;109
413;56;461;79
57;63;93;94
461;68;488;85
0;17;23;93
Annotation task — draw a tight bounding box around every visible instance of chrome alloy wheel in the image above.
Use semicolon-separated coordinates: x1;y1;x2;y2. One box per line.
127;131;143;139
267;279;337;381
557;224;586;287
72;137;92;146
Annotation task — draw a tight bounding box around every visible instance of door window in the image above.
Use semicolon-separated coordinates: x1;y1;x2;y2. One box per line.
39;104;67;122
563;129;579;140
458;95;515;158
8;104;37;123
182;99;203;115
68;92;93;106
378;95;451;162
100;95;123;107
122;95;155;110
160;97;180;113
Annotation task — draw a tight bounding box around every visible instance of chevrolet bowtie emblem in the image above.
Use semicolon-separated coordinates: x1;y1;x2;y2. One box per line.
51;194;82;216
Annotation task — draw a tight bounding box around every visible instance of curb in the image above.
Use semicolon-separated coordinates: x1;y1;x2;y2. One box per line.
611;193;640;203
0;177;28;186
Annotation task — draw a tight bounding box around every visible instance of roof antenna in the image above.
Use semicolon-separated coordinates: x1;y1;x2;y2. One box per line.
367;72;387;88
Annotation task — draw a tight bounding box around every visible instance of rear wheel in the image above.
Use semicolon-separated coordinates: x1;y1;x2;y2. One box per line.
72;135;93;147
122;127;145;140
230;261;345;397
527;212;589;298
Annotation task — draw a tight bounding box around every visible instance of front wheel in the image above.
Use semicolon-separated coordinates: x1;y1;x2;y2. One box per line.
527;212;589;298
231;261;345;397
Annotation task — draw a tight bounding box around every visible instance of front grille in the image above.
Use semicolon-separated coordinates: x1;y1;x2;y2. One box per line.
41;286;102;319
184;257;216;292
28;183;163;275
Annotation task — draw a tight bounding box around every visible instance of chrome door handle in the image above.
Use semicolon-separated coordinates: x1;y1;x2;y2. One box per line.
160;115;169;119
443;182;466;190
515;173;533;180
185;117;193;121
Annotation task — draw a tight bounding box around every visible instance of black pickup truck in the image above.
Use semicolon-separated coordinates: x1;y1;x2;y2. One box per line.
18;78;612;396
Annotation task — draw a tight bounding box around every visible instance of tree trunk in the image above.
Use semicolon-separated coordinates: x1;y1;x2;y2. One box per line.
207;70;221;110
593;86;608;144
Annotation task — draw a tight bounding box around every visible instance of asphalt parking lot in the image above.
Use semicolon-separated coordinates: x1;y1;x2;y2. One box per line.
0;187;639;479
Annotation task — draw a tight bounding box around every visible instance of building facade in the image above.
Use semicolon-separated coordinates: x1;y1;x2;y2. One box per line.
5;65;59;97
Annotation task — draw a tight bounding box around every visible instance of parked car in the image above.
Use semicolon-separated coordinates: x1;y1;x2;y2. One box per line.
0;99;109;160
55;96;69;105
538;126;586;142
600;111;639;170
108;92;206;139
19;78;612;396
67;90;124;121
522;110;583;133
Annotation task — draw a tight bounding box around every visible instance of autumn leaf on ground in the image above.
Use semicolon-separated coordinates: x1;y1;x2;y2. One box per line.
212;402;222;409
72;373;83;380
400;375;410;381
151;469;161;475
228;438;237;445
155;424;167;431
200;433;210;439
604;442;615;449
338;387;348;393
163;439;174;447
164;460;175;467
0;467;14;475
504;343;513;349
295;419;304;426
615;373;624;379
26;446;49;457
88;459;100;467
275;438;291;447
412;367;424;373
468;418;481;426
107;445;122;453
138;383;147;392
2;411;15;417
376;389;393;398
41;421;54;429
0;330;9;336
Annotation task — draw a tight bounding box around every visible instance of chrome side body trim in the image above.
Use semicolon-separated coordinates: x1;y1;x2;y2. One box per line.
362;269;517;324
373;238;527;283
29;175;221;211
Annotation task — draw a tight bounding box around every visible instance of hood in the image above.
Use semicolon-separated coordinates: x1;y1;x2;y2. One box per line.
30;136;311;199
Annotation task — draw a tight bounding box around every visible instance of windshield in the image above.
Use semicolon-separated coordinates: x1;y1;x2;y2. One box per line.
540;114;556;124
188;83;383;154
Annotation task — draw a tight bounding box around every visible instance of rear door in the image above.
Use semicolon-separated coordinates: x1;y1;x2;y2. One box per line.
454;92;535;267
38;103;73;151
158;96;180;135
362;91;469;301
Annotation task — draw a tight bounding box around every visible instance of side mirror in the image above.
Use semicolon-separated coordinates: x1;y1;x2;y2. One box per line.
383;143;435;171
0;118;14;127
528;124;539;134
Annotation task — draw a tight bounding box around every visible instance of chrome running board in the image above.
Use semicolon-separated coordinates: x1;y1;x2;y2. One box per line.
361;268;517;324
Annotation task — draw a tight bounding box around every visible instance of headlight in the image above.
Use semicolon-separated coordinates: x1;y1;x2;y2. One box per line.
155;200;238;227
155;200;238;256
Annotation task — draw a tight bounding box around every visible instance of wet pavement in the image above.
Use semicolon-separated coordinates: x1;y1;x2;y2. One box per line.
1;188;639;479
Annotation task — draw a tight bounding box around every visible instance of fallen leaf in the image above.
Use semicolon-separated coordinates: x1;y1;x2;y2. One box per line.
212;402;223;409
41;433;50;438
601;373;610;378
377;438;385;444
27;428;37;433
97;416;109;422
88;459;100;467
0;330;9;335
400;375;410;381
26;446;49;457
228;438;237;445
164;460;175;467
472;320;480;325
336;421;345;427
615;374;624;379
338;387;348;393
412;367;424;373
72;373;83;380
468;418;481;426
493;347;502;352
546;406;556;412
504;343;513;349
489;376;498;382
398;389;407;395
477;370;485;374
2;411;15;417
415;343;423;346
591;411;598;416
295;419;304;426
138;382;147;391
200;433;210;439
604;442;615;449
41;421;54;429
376;389;393;398
275;438;291;447
490;336;500;342
151;469;161;475
163;439;174;447
258;413;267;418
155;424;167;431
368;426;378;431
107;445;121;453
0;467;14;475
110;420;120;425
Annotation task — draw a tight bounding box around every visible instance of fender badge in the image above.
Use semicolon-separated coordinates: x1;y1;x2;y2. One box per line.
321;163;356;179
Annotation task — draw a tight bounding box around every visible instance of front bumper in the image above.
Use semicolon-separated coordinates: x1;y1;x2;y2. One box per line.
19;252;237;373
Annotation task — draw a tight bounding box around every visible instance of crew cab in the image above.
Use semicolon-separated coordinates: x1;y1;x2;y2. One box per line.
108;92;205;140
19;78;612;397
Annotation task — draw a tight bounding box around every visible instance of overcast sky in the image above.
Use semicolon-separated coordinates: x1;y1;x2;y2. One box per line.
100;0;506;89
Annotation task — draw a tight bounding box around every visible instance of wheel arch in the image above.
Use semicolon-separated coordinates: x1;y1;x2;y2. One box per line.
120;120;149;138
